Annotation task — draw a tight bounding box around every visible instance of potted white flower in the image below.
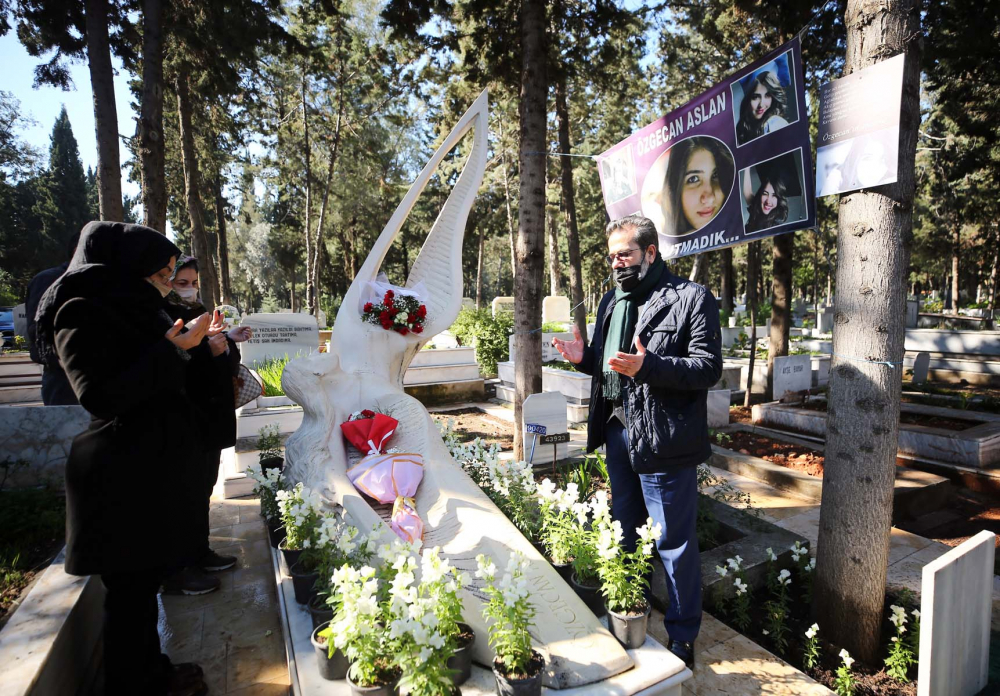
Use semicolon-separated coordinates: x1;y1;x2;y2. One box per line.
535;479;579;580
594;516;662;649
245;461;286;548
567;492;608;616
309;520;377;628
477;552;544;696
276;483;322;578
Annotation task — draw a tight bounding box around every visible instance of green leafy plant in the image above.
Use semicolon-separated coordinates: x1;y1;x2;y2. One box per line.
791;541;815;603
594;515;661;614
477;551;537;676
535;479;580;565
275;483;322;552
834;649;856;696
716;556;751;631
256;355;290;396
244;461;286;521
587;451;609;483
762;549;791;655
568;492;606;585
326;563;399;687
884;604;916;681
802;623;820;670
540;321;567;332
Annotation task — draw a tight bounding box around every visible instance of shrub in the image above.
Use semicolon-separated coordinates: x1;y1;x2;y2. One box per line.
256;355;290;396
447;308;513;376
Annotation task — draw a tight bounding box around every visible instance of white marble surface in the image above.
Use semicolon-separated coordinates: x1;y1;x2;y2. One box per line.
543;295;572;325
498;361;591;401
911;352;930;384
904;329;1000;356
810;355;830;387
13;303;27;338
772;355;811;398
409;346;477;368
241;313;319;368
491;296;514;317
235;405;303;439
707;390;730;428
0;405;89;488
917;530;996;696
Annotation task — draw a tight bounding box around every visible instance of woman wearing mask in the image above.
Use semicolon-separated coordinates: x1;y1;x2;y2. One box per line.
161;255;253;595
35;222;211;696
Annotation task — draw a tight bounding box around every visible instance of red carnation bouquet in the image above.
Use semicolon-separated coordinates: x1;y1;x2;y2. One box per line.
362;289;427;336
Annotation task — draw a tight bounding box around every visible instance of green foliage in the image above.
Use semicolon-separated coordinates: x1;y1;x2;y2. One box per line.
256;424;283;463
884;605;917;682
34;108;89;264
802;624;820;670
256;355;289;396
540;321;567;333
834;651;856;696
0;476;65;617
448;308;513;376
477;552;537;677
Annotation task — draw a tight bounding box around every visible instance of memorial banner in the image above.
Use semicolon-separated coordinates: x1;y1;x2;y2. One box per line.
598;38;815;259
816;53;905;197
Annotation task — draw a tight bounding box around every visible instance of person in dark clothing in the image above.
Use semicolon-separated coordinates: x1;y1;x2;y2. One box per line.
161;256;251;595
35;221;213;696
552;214;723;669
26;233;80;405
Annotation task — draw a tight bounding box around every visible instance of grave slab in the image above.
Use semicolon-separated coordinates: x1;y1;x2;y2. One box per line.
772;355;811;399
240;313;319;368
918;530;996;696
911;351;930;385
707;390;730;428
491;296;514;317
13;302;27;338
543;295;572;324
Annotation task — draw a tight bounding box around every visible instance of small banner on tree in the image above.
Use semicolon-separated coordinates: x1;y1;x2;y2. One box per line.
598;37;815;259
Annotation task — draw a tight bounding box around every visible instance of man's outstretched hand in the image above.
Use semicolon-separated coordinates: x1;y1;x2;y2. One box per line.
608;334;646;378
552;324;585;364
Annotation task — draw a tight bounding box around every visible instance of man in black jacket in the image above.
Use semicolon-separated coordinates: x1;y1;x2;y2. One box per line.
553;214;722;668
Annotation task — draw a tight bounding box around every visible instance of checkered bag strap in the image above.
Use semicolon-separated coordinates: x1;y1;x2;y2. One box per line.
233;364;263;409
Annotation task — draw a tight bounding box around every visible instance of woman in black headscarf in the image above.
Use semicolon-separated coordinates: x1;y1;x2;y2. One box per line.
36;222;211;696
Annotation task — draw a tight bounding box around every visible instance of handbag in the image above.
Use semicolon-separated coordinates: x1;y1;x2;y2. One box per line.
233;364;264;409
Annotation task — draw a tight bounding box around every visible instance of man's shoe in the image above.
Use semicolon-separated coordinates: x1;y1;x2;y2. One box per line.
161;567;221;596
668;639;695;669
199;549;237;572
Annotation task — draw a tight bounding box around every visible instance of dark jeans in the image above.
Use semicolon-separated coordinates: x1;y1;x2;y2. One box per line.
101;570;168;695
41;364;78;405
605;419;702;643
196;449;223;559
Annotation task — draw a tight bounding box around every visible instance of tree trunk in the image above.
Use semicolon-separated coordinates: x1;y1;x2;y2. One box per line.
555;74;587;339
513;0;547;460
744;241;759;407
767;233;793;398
85;0;124;222
301;72;314;315
986;225;999;330
139;0;166;232
547;207;562;295
688;253;706;283
498;118;518;289
475;223;486;309
815;0;921;664
215;171;231;304
721;247;734;314
950;226;960;313
176;73;219;311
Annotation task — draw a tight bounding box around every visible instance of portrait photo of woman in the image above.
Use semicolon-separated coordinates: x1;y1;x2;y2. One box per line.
657;135;736;237
739;149;808;235
731;52;798;147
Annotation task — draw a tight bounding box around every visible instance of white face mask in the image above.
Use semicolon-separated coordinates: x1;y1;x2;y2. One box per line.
146;277;172;298
174;287;199;301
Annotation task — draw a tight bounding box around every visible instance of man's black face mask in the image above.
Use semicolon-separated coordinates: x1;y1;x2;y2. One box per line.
613;264;642;292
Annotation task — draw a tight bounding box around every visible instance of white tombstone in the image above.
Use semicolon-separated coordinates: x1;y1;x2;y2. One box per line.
911;352;931;385
772;354;812;399
522;391;569;463
280;92;644;689
917;530;996;696
461;297;475;309
491;296;514;317
13;303;27;338
707;390;730;427
906;298;920;328
817;309;834;333
542;295;572;325
240;313;319;368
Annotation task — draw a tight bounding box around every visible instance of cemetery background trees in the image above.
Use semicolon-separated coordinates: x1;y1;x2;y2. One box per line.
814;0;921;664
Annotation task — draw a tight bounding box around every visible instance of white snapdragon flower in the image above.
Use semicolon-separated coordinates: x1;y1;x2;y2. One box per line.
734;578;748;595
537;478;557;501
839;649;854;669
911;609;920;619
766;547;777;562
716;565;728;578
805;623;818;639
778;569;791;586
727;557;741;572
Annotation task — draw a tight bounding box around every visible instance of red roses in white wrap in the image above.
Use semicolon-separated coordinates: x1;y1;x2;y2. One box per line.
340;411;424;543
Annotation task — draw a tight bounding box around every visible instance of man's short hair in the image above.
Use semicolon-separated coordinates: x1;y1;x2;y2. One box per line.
605;214;659;252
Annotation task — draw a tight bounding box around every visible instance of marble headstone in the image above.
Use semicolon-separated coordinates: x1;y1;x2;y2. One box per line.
491;296;514;317
542;295;571;325
911;352;930;385
906;298;919;329
522;391;569;464
917;530;995;696
281;91;637;689
240;313;319;368
13;303;27;338
772;354;811;399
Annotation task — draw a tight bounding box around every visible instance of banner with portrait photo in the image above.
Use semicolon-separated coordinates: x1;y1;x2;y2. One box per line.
597;38;815;259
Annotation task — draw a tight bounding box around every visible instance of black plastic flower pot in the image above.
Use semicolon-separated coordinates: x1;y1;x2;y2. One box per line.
607;603;650;650
570;572;605;617
492;651;544;696
308;595;334;630
347;670;400;696
446;622;476;686
266;521;286;550
260;456;284;473
289;560;320;605
277;538;303;577
310;622;349;681
550;560;573;583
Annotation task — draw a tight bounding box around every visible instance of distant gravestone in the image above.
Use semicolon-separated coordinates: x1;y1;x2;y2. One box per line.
522;392;569;464
772;354;811;399
491;296;514;317
911;352;930;385
917;530;995;696
240;313;319;368
816;310;834;333
461;297;475;309
542;296;571;325
13;303;27;338
906;299;919;328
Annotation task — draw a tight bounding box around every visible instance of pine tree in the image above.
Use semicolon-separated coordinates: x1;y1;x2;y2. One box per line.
35;108;90;264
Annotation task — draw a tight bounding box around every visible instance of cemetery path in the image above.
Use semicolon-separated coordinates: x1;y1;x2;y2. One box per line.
157;496;290;696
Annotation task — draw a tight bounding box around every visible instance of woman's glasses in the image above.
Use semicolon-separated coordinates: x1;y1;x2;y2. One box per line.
606;248;640;266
